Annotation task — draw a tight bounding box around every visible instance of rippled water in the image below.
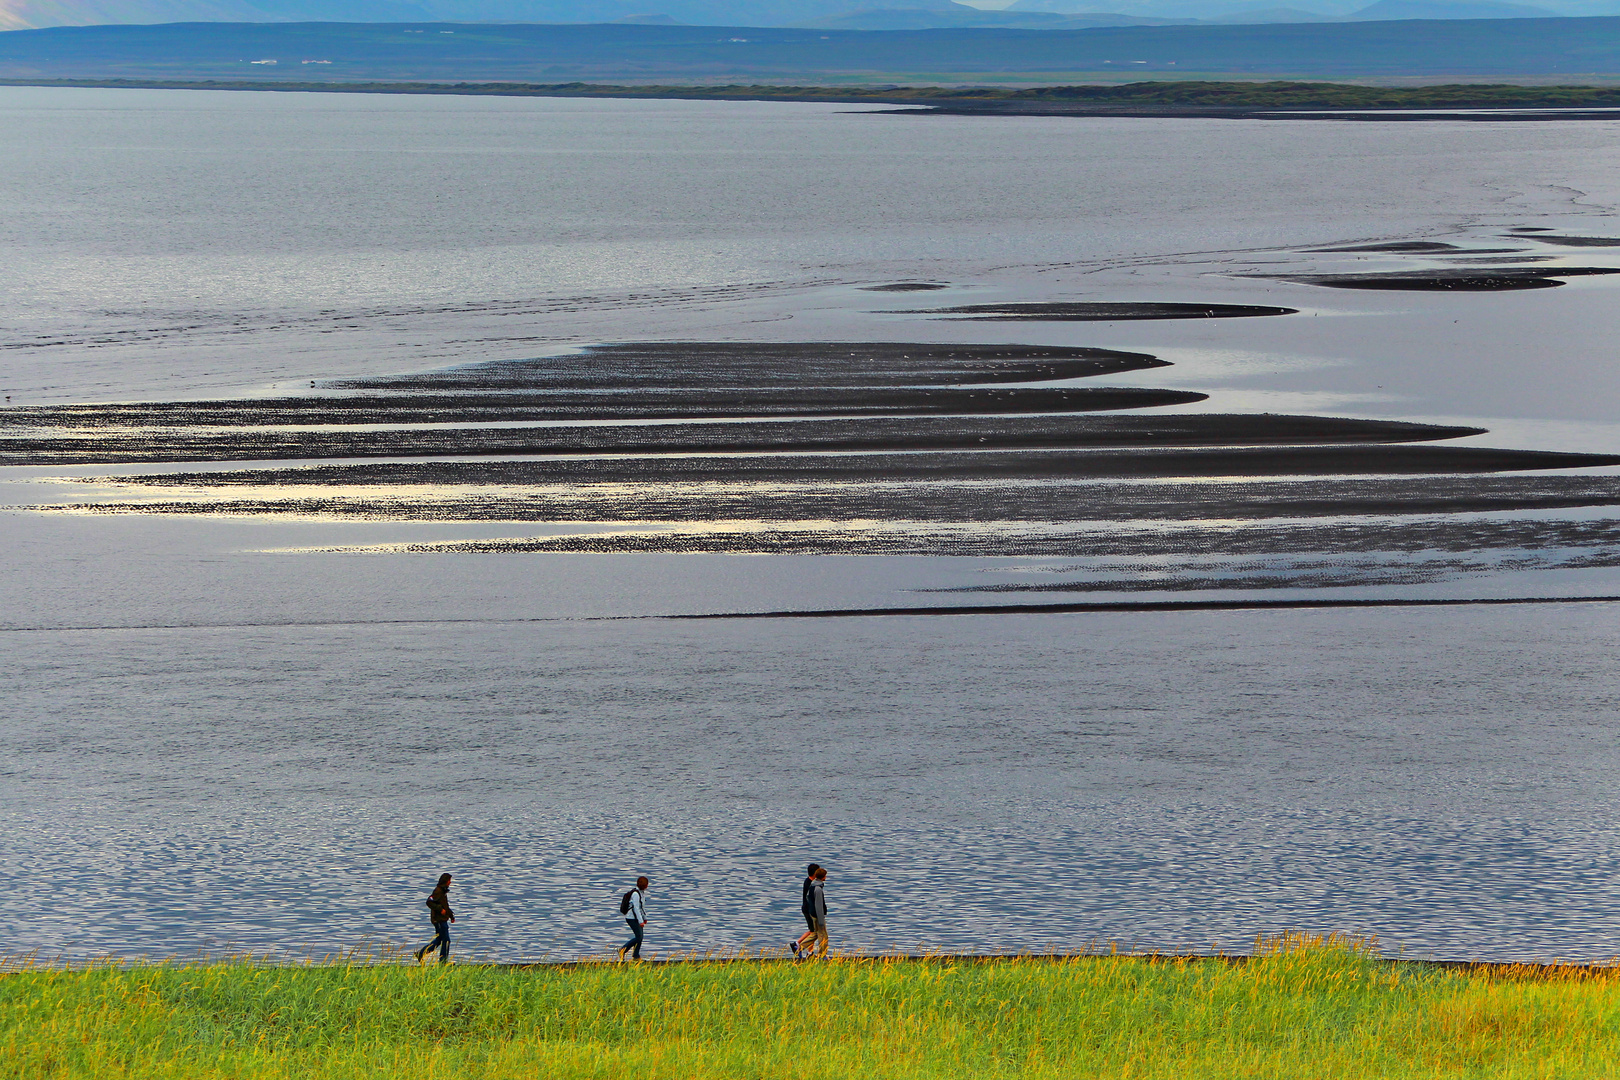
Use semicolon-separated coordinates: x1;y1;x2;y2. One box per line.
6;87;1620;963
7;607;1620;963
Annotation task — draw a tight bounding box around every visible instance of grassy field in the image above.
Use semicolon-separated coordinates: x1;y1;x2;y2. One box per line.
4;935;1619;1079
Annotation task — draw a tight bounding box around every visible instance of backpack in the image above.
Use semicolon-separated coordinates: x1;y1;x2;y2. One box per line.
620;889;636;916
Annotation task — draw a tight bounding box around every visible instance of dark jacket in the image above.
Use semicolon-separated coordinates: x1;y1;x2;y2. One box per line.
801;876;816;918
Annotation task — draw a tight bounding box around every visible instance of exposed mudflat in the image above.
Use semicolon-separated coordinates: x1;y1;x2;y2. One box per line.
6;414;1484;468
0;386;1206;434
312;516;1620;559
1265;267;1620;291
12;310;1620;588
67;444;1617;493
933;556;1559;593
1307;241;1466;253
887;301;1298;320
1439;256;1559;265
1519;235;1620;247
74;469;1620;521
57;469;1620;526
321;342;1158;391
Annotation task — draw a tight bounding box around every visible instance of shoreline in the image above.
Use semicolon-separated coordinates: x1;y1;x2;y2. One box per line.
8;77;1620;119
12;948;1620;977
19;945;1620;977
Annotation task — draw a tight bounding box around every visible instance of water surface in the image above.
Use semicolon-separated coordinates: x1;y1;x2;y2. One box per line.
5;87;1620;962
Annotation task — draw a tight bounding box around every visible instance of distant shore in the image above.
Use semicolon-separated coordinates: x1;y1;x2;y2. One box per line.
8;77;1620;119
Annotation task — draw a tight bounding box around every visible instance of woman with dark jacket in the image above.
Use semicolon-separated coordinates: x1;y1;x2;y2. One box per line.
415;873;455;963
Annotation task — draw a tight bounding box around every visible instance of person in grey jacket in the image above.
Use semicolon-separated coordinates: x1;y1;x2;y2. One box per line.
619;876;650;960
806;866;829;958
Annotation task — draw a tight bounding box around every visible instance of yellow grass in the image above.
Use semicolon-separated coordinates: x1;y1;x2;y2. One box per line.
3;934;1618;1079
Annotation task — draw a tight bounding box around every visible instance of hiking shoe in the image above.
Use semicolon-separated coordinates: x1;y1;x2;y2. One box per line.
790;941;800;957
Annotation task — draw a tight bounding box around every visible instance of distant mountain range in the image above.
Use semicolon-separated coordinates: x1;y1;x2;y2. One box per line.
4;16;1620;79
4;0;1618;30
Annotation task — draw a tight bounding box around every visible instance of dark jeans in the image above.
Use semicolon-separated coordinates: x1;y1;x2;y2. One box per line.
622;919;645;958
421;920;451;962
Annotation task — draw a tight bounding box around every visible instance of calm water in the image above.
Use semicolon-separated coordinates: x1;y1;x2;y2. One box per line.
5;87;1620;962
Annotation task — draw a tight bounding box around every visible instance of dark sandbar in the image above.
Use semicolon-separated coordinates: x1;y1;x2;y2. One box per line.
0;386;1205;434
932;558;1522;593
15;414;1483;468
1440;256;1559;265
355;515;1620;558
322;342;1156;392
1306;241;1462;253
1522;236;1620;247
669;596;1620;620
1265;267;1620;291
65;444;1620;491
887;302;1298;321
69;471;1620;525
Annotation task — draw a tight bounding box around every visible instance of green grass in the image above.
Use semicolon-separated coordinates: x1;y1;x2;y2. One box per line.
4;935;1619;1079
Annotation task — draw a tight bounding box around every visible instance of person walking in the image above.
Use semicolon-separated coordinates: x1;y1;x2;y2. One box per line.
790;863;820;958
619;876;650;960
415;872;454;964
807;866;829;958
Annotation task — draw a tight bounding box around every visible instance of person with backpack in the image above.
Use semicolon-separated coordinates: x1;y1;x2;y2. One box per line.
807;866;829;958
790;863;820;958
618;876;650;960
414;872;454;964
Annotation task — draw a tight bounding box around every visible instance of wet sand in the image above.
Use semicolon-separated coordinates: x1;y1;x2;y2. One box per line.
10;414;1484;468
1307;241;1469;253
72;469;1620;524
0;386;1205;432
322;342;1163;391
1263;267;1620;291
886;301;1298;320
1515;235;1620;247
12;323;1620;592
335;516;1620;559
669;595;1620;619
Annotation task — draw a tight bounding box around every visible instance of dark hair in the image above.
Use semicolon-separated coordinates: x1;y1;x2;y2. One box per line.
436;873;452;889
636;876;650;889
807;863;820;875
